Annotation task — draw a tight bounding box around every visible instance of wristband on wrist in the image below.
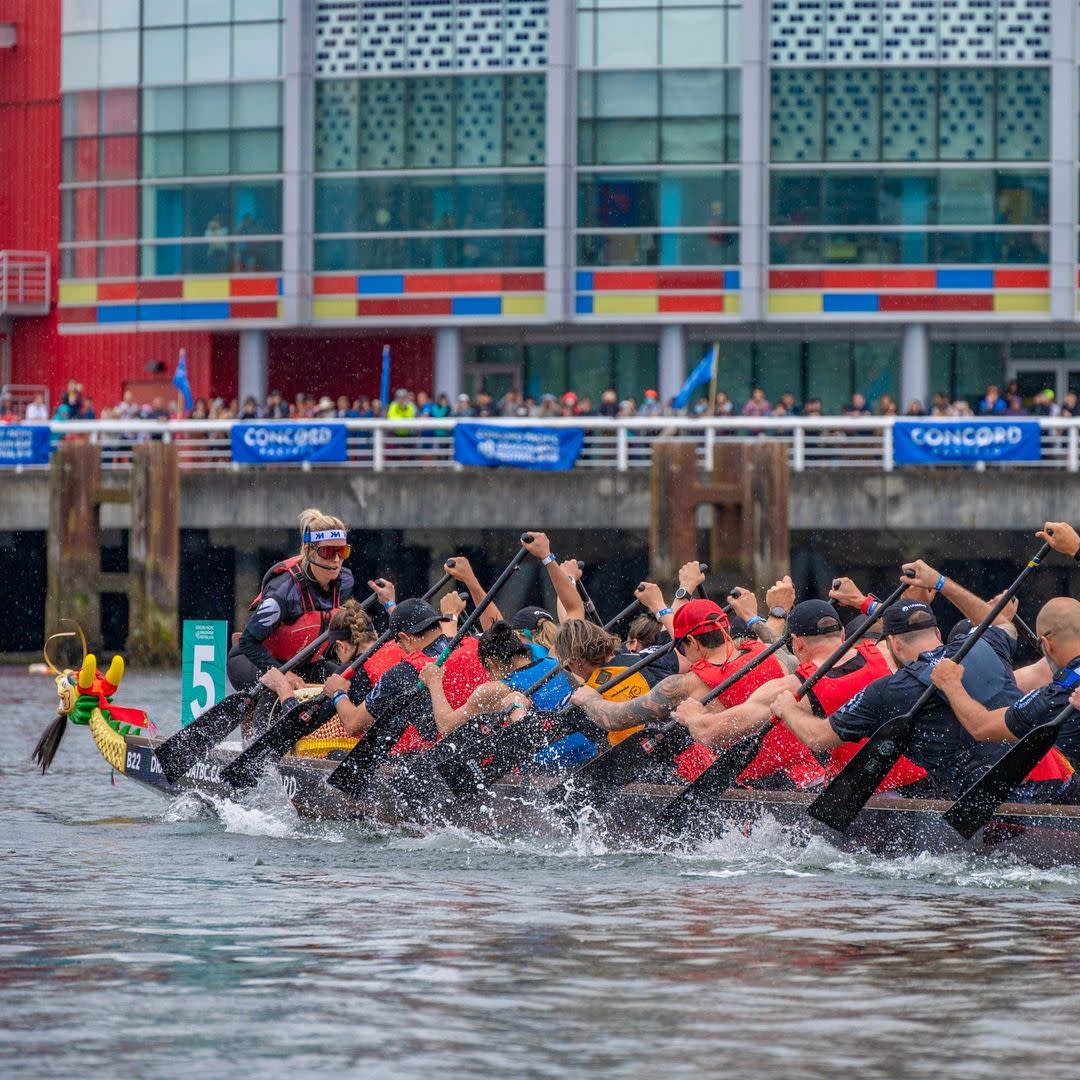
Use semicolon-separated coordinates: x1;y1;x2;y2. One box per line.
867;600;877;617
657;607;674;618
331;690;347;708
746;615;764;628
934;574;945;593
541;553;557;566
860;594;878;616
383;599;396;610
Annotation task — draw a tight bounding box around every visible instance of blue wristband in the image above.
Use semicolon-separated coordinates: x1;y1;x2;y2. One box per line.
934;574;945;593
331;690;347;707
657;607;674;618
384;600;396;610
541;553;557;566
867;600;877;617
746;615;764;628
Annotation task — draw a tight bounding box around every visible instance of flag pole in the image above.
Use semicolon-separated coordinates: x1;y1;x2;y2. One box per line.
706;341;719;415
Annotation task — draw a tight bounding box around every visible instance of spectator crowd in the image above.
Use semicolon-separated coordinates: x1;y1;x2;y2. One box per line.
9;378;1080;424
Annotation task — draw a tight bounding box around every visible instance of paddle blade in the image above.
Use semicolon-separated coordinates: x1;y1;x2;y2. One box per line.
806;712;916;832
31;715;68;775
155;691;254;782
656;724;770;837
220;695;334;789
943;723;1064;839
325;710;412;798
547;724;688;813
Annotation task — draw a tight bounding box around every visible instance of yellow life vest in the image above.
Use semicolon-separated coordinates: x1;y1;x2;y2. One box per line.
587;662;655;746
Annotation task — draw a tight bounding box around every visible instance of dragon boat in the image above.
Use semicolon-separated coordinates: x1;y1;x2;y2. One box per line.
39;650;1080;869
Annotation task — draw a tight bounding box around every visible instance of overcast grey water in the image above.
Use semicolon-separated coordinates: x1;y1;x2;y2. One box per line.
5;669;1080;1079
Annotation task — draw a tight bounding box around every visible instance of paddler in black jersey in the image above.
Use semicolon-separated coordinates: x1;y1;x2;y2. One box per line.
227;507;357;689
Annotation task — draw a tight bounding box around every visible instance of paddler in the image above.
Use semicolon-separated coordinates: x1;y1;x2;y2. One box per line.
227;508;357;690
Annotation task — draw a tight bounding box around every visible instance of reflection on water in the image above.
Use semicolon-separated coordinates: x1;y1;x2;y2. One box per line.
4;670;1080;1080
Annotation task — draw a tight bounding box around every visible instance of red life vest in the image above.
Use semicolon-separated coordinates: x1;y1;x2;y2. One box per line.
250;556;341;663
796;641;927;791
674;640;825;789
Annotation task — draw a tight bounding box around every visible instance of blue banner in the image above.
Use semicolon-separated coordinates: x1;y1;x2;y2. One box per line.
893;419;1042;465
0;424;51;467
231;422;348;464
454;424;584;470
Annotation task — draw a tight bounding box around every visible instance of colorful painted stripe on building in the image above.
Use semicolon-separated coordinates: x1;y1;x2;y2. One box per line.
768;268;1050;316
312;272;546;320
57;277;284;329
574;270;740;316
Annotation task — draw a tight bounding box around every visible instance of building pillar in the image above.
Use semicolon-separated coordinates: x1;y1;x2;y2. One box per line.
238;330;269;405
659;324;687;408
281;0;314;326
1050;0;1077;321
738;0;769;322
433;327;463;400
900;324;931;412
543;0;574;323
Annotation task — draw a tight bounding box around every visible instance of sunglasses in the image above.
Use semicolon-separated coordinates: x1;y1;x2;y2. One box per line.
313;544;350;561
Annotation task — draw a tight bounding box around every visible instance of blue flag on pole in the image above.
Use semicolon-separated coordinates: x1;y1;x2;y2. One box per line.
172;348;193;411
672;346;716;410
380;344;391;410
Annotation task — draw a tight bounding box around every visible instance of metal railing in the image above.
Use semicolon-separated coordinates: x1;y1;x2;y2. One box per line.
12;415;1080;475
0;251;50;316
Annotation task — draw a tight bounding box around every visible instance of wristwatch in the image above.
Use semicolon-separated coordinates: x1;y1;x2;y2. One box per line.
674;586;689;600
768;606;790;620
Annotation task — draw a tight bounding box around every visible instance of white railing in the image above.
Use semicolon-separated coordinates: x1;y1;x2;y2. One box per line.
0;251;50;316
15;415;1080;474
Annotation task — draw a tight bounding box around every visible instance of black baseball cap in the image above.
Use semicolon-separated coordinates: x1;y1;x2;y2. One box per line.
510;606;554;632
844;613;882;643
882;600;938;637
388;598;444;636
788;600;843;637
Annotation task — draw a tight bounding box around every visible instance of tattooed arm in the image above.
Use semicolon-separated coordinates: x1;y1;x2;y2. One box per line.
673;673;800;749
569;672;701;733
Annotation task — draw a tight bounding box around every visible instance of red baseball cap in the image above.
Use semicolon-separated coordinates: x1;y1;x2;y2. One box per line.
672;599;729;639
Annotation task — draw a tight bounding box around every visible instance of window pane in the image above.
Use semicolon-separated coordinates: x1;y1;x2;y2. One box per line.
142;134;185;178
143;0;181;26
594;119;658;164
755;342;802;406
98;30;139;87
62;33;99;91
142;186;185;239
455;177;504;230
997;171;1049;225
880;172;935;225
231;130;282;173
662;70;724;117
938;169;994;225
188;185;232;240
525;345;568;400
938;68;993;161
825;69;880;162
102;186;138;240
579;174;657;228
233;182;283;233
660;9;725;67
187;26;232;82
187;85;231;130
359;79;404;169
101;88;138;132
143;29;185;85
595;11;657;66
232;22;281;79
807;342;851;414
63;0;99;33
852;342;899;413
658;172;738;226
143;88;185;132
770;69;823;162
186;132;231;175
188;0;232;23
612;342;658;402
315;79;360;170
101;135;138;179
232;82;280;128
505;177;545;229
822;173;879;226
455;76;504;168
406;78;453;168
234;0;280;19
596;71;657;117
314;178;361;233
577;12;595;66
770;231;822;264
661;118;724;163
100;0;139;30
770;173;822;227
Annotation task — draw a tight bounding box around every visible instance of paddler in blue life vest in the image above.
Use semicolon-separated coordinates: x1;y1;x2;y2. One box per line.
227;507;358;690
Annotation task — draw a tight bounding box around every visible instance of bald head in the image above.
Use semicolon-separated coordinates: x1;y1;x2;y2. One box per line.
1036;597;1080;653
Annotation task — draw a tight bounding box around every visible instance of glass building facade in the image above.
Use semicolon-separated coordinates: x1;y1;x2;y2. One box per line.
55;0;1080;410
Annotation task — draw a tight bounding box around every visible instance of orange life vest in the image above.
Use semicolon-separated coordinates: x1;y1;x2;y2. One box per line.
674;640;825;788
250;556;341;663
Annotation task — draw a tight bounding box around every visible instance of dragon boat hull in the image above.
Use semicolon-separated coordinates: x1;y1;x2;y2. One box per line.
101;728;1080;868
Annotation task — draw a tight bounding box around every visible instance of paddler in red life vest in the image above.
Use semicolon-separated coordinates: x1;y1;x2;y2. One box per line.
227;508;356;690
674;599;927;794
569;598;825;789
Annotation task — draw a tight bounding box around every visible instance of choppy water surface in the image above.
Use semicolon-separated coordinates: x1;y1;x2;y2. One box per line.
4;669;1080;1079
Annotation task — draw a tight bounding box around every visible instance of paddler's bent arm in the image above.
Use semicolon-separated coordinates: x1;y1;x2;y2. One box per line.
672;673;799;749
569;672;699;732
928;658;1013;742
770;690;843;753
323;672;376;737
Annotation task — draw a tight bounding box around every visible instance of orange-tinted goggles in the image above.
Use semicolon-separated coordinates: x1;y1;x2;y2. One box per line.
314;544;350;561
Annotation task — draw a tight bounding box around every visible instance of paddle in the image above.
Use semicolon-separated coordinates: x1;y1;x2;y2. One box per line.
575;563;604;626
1013;614;1042;656
436;635;682;801
325;538;535;798
807;543;1052;833
155;625;337;782
219;572;455;788
655;582;915;836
